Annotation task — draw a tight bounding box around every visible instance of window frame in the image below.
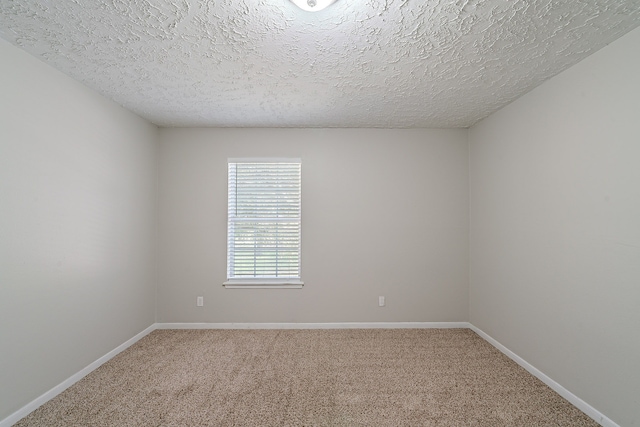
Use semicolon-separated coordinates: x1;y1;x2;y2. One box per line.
223;158;303;289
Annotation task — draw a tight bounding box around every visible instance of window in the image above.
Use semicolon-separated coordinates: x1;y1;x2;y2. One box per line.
224;159;302;289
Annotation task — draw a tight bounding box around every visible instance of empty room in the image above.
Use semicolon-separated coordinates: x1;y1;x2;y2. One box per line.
1;1;639;426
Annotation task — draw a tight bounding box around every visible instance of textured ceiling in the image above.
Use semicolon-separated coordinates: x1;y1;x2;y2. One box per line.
1;0;640;128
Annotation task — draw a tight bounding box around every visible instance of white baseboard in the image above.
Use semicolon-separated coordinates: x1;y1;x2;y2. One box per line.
156;321;471;330
0;324;157;427
469;324;617;427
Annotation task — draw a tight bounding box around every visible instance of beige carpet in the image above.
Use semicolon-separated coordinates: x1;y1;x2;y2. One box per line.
16;329;598;426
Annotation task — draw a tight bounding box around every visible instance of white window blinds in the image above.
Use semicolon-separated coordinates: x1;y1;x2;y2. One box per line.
227;159;301;282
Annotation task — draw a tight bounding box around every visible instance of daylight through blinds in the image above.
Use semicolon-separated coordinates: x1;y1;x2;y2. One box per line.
227;161;301;280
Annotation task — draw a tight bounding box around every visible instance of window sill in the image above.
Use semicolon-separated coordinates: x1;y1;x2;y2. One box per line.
223;280;304;289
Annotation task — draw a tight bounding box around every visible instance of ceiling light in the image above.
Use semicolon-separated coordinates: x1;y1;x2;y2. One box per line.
289;0;338;12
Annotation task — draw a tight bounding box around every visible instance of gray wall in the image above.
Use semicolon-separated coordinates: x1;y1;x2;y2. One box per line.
469;27;640;426
158;128;469;323
0;39;158;419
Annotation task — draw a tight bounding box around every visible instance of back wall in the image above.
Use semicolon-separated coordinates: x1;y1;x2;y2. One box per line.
157;128;468;323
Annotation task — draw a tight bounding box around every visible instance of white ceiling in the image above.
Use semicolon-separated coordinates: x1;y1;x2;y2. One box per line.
1;0;639;128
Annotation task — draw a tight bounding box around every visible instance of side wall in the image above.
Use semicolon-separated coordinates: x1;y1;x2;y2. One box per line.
469;27;640;426
158;128;468;323
0;40;158;419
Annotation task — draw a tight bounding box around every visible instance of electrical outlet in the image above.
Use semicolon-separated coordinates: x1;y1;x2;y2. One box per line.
197;296;204;307
379;296;385;307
